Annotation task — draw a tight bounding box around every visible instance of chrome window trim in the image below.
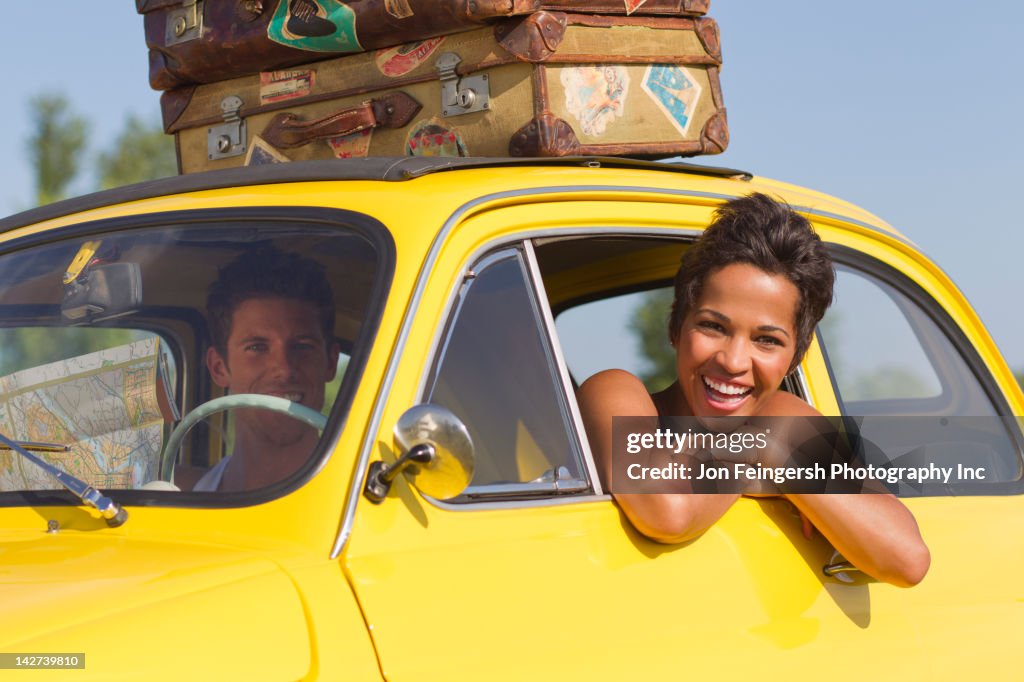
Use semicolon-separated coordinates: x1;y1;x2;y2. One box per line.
791;367;816;409
434;493;613;512
330;183;885;558
461;479;591;499
522;240;604;496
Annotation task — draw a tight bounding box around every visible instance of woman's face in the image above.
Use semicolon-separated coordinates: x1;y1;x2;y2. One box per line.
674;263;800;418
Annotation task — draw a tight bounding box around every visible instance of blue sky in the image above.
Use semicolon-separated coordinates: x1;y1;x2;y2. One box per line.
1;2;1022;368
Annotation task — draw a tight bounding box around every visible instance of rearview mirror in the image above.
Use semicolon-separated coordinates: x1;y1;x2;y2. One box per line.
62;263;143;323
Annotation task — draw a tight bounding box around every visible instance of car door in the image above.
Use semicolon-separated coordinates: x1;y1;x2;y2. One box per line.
341;196;1021;680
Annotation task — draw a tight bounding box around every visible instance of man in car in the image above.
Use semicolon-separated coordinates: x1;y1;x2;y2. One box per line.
191;247;340;492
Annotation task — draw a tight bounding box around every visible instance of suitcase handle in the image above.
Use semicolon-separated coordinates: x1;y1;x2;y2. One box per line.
262;92;422;150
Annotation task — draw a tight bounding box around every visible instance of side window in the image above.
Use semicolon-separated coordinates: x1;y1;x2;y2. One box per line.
557;287;677;393
0;213;391;501
818;259;1023;489
821;264;1000;416
426;247;590;500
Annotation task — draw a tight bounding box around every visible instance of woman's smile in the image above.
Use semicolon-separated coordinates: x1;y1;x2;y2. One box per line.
700;374;753;409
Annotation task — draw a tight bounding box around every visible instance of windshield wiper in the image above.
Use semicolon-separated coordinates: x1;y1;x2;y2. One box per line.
0;432;128;527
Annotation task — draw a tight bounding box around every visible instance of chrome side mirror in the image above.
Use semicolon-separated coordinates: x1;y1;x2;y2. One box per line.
363;404;475;503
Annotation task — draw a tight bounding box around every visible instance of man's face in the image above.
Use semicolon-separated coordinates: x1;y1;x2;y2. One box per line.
206;296;339;445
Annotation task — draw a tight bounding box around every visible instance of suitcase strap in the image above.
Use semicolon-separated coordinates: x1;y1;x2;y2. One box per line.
261;91;422;150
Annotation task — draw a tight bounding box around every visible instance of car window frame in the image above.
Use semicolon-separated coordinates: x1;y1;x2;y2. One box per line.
822;245;1017;417
422;241;600;506
0;206;396;509
413;228;708;511
817;244;1024;494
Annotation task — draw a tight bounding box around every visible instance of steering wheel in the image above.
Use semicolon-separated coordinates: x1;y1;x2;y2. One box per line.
160;393;328;481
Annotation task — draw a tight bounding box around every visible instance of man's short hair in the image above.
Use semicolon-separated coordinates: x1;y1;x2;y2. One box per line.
206;247;335;356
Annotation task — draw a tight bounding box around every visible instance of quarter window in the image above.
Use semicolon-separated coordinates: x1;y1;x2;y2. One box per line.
822;264;997;416
426;248;590;500
818;259;1023;491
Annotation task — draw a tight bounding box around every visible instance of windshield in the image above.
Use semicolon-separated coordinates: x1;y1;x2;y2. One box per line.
0;210;390;504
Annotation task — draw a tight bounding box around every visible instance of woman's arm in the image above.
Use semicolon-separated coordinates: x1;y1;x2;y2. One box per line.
764;393;930;587
787;493;930;587
577;369;740;543
579;375;930;584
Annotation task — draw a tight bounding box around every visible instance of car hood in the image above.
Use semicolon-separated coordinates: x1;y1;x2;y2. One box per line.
0;529;312;680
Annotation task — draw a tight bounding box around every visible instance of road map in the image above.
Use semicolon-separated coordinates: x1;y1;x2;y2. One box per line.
0;338;177;491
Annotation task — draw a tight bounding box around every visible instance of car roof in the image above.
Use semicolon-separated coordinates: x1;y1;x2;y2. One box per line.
0;157;899;241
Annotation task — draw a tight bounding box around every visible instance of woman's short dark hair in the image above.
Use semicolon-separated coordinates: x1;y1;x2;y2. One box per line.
206;247;335;356
668;193;834;370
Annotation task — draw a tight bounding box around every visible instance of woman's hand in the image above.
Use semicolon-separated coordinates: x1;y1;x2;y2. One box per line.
799;509;815;539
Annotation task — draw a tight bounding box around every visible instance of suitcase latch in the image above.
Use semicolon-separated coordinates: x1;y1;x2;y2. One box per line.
166;0;204;46
436;53;490;118
207;96;248;161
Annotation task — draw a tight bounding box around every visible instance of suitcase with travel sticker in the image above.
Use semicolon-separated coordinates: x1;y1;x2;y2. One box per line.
164;11;727;172
139;0;711;91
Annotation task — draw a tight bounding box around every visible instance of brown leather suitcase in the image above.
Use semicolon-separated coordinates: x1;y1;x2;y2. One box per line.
139;0;710;90
165;11;726;171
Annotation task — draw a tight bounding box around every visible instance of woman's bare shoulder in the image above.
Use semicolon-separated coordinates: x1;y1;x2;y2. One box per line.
760;390;822;417
579;368;647;392
577;369;657;417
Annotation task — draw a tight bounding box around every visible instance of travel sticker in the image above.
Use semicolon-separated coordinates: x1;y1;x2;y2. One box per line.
245;136;292;166
326;128;373;158
259;69;315;105
561;65;630;137
405;120;468;157
641;65;702;137
624;0;649;14
375;38;446;78
267;0;362;54
384;0;414;19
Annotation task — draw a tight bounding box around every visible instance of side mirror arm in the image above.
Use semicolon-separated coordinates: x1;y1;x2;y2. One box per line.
363;443;435;504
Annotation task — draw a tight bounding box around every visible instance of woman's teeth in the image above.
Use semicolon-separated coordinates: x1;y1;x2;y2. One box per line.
702;377;751;402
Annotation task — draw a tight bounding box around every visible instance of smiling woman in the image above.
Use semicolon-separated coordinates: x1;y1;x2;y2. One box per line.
576;193;931;587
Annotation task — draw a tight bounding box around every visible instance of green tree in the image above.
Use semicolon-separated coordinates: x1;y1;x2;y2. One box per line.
9;97;175;376
628;287;677;392
0;328;141;376
27;94;88;206
97;115;177;189
844;365;934;401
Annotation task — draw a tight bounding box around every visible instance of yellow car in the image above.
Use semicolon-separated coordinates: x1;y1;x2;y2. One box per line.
0;157;1020;680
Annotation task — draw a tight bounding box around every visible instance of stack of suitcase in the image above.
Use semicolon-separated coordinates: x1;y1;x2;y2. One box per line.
139;0;727;173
